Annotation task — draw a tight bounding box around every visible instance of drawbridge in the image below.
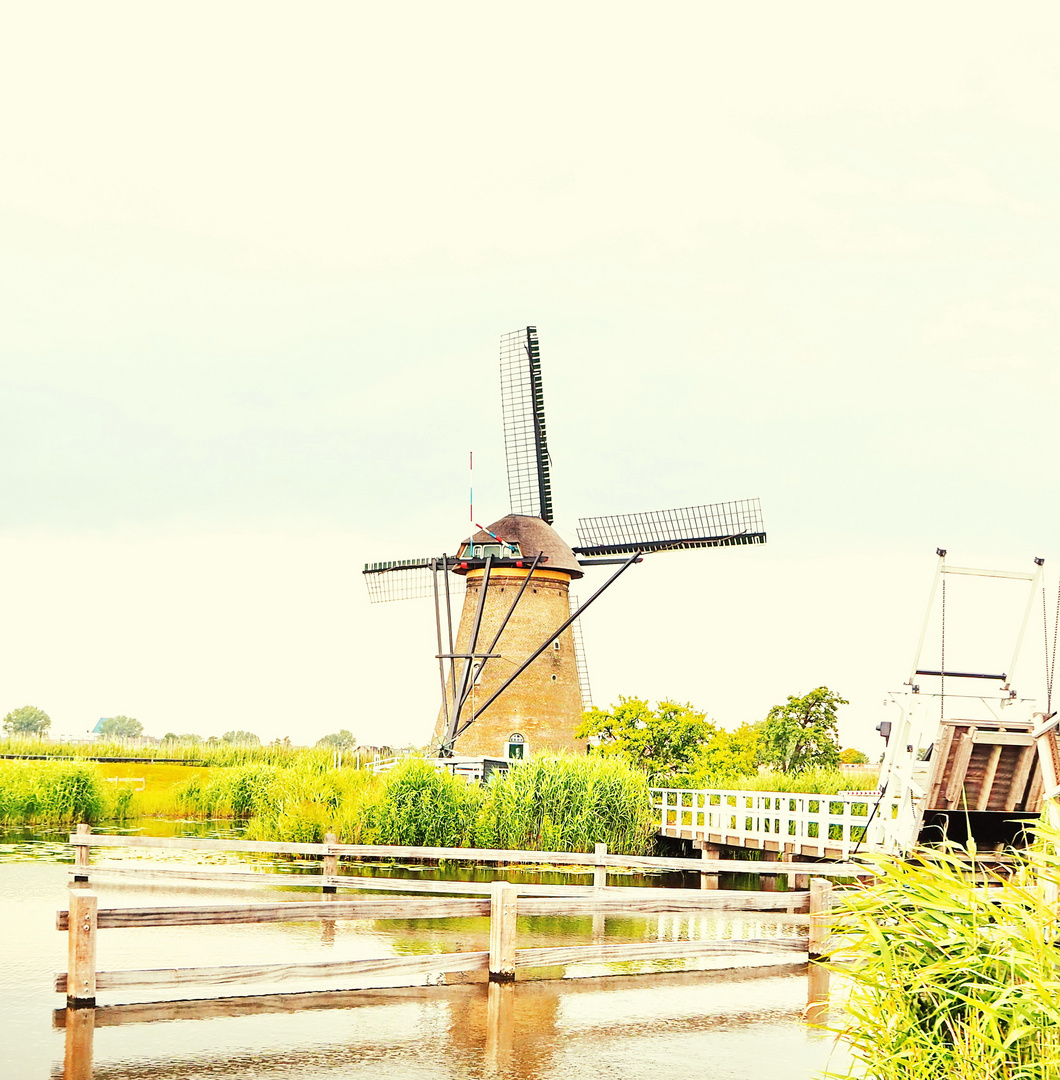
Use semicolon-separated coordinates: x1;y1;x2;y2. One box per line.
655;550;1060;859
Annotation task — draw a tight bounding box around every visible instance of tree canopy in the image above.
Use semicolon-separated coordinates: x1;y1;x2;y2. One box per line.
757;687;846;773
840;747;869;765
97;715;143;738
222;730;261;745
2;705;51;737
316;729;357;750
575;697;716;785
694;721;761;782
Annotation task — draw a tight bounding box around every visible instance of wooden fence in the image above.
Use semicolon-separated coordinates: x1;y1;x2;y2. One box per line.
58;878;835;1007
67;824;872;893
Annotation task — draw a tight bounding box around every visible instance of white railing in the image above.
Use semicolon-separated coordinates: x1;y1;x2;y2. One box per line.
651;787;902;859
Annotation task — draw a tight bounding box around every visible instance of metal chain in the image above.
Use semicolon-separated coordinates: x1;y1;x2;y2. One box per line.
1045;582;1060;713
940;574;946;721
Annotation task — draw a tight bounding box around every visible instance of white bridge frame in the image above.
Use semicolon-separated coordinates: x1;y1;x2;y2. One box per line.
651;787;902;860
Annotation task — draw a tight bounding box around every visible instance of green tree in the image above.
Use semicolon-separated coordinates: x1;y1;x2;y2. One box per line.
316;729;357;751
222;730;261;745
162;733;202;743
575;697;716;785
840;747;869;765
97;715;143;738
2;705;51;737
757;687;846;773
695;722;762;782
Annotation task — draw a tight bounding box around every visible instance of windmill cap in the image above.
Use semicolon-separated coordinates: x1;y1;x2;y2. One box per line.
460;515;583;579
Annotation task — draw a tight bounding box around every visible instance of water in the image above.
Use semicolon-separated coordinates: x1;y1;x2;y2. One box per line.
0;827;848;1079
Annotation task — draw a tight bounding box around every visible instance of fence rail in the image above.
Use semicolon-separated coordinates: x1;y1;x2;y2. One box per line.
58;879;834;1006
68;826;872;884
651;787;900;860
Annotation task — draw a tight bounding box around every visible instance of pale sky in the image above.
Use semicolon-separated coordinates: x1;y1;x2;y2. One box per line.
1;3;1058;752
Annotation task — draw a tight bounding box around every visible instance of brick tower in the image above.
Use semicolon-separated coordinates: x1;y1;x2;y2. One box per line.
431;514;586;759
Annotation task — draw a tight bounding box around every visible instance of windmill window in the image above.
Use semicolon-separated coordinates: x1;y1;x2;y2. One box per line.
550;674;558;682
552;640;560;651
507;732;526;760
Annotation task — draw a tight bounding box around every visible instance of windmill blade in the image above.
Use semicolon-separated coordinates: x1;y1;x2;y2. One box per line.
500;326;553;524
568;594;593;710
362;559;467;604
573;499;766;557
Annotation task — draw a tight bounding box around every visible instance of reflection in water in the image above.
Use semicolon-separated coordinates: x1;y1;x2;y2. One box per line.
57;965;838;1080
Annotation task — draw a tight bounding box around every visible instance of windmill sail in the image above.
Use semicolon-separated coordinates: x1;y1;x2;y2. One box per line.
363;558;466;603
568;594;593;710
573;499;766;557
500;326;553;524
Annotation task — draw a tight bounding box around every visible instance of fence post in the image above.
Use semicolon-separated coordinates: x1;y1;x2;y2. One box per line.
593;843;607;889
488;881;517;982
323;831;338;894
74;823;91;882
67;890;97;1007
808;877;833;960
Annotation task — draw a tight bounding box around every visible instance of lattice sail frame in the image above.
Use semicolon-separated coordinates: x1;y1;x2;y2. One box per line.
574;499;765;557
500;326;553;524
363;559;467;604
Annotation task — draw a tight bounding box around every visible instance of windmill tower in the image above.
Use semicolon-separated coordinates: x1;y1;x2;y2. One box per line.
364;326;767;760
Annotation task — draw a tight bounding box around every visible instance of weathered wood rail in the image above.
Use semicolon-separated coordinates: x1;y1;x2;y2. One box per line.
58;878;835;1007
68;824;872;891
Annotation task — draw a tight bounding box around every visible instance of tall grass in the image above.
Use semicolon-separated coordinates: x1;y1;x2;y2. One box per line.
0;736;392;769
240;755;658;854
720;769;880;794
0;761;106;823
828;833;1060;1079
478;754;656;855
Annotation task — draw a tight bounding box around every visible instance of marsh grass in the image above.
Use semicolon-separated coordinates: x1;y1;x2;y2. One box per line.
695;769;881;794
0;736;378;769
478;754;656;854
828;832;1060;1079
0;760;106;823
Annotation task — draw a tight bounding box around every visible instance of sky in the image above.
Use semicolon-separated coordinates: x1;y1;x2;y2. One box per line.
1;2;1058;752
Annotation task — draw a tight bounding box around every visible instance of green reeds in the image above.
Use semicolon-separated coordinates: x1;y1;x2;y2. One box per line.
477;754;656;855
0;760;106;824
355;758;483;848
692;768;881;794
827;832;1060;1079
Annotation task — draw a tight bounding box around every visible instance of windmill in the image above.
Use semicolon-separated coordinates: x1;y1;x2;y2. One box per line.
363;327;766;761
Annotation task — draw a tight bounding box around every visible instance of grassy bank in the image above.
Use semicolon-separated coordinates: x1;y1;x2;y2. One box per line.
0;753;657;854
831;834;1060;1078
0;736;382;768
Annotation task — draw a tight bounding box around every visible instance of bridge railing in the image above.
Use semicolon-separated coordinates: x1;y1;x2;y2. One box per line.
651;787;900;859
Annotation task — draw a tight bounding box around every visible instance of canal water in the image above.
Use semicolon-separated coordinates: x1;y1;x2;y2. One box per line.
0;825;849;1079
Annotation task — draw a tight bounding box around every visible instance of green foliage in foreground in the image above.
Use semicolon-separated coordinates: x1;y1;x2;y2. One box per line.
0;761;106;823
830;833;1060;1079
